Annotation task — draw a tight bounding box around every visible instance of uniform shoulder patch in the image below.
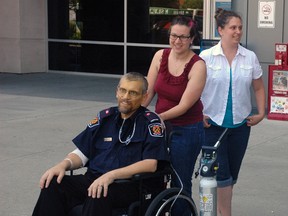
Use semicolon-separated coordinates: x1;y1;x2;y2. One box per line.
144;111;161;123
148;123;164;137
99;107;117;118
88;116;100;128
88;107;116;128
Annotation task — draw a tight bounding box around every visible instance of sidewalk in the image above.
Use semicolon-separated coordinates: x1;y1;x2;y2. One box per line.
0;72;287;216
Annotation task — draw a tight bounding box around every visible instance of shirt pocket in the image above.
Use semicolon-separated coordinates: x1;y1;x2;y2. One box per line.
95;138;114;150
207;64;222;78
122;138;144;165
239;64;253;78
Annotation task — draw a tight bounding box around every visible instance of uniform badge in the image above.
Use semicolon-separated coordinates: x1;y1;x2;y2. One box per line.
104;137;112;142
88;117;99;128
148;123;164;137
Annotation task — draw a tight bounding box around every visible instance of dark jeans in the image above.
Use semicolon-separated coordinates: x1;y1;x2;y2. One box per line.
204;124;251;187
32;174;139;216
169;122;204;216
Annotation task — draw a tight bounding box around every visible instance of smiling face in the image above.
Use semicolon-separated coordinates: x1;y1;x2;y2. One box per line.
169;24;193;54
116;78;147;119
218;17;243;46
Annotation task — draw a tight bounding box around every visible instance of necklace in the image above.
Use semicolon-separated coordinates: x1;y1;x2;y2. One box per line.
170;51;192;75
118;118;136;145
172;60;187;75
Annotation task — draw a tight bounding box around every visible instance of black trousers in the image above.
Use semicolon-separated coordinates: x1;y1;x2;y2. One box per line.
32;174;139;216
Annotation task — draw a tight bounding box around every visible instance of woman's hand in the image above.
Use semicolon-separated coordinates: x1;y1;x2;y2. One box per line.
246;114;265;126
203;115;211;128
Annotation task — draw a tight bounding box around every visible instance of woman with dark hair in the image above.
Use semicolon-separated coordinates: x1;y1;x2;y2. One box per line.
143;15;206;215
200;9;265;216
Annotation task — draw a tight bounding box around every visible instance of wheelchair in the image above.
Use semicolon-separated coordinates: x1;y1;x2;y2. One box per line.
69;131;198;216
68;164;172;216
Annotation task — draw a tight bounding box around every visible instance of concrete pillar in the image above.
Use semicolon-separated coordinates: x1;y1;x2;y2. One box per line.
0;0;46;73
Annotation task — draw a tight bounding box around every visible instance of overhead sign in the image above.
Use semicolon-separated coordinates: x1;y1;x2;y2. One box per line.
149;7;192;16
258;1;275;28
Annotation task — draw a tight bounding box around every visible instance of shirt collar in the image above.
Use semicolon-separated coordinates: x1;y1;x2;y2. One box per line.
212;40;246;57
115;106;145;124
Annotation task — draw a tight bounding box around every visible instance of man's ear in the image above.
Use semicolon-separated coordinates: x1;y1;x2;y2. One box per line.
115;88;119;99
141;93;148;104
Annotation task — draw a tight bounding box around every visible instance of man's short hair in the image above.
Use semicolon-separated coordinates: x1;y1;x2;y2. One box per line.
120;72;148;94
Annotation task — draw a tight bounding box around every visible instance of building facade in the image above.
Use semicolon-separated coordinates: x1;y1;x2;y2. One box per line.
0;0;204;75
1;0;288;109
0;0;46;73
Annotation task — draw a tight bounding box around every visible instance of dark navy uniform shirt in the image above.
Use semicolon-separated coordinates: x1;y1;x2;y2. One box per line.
72;106;169;177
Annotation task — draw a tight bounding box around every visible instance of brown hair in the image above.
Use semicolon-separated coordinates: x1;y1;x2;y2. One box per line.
169;15;200;44
214;8;242;29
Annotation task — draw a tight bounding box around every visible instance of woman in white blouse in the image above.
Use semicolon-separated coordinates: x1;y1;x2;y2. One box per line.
199;8;265;216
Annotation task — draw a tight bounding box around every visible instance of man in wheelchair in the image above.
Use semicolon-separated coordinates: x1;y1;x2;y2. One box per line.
32;72;169;216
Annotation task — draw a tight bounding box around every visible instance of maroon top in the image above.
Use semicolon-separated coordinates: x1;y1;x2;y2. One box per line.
155;49;204;126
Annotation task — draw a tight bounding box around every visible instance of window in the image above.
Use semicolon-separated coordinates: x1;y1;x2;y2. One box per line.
48;0;124;42
48;0;203;75
127;0;203;45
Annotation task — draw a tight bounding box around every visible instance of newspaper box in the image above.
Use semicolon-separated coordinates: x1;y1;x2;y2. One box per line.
267;64;288;120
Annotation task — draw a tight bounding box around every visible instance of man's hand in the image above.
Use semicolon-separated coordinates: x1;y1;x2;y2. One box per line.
87;172;115;198
39;162;67;189
38;153;83;189
87;159;157;198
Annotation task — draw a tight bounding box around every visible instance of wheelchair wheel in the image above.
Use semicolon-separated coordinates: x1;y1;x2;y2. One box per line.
144;188;198;216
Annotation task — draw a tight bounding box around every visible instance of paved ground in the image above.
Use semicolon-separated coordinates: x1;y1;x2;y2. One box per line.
0;72;287;216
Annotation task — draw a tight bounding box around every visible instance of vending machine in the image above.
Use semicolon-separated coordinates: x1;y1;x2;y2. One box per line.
267;43;288;121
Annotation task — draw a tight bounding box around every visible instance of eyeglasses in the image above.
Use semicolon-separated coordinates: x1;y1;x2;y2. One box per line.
117;87;142;98
169;33;191;42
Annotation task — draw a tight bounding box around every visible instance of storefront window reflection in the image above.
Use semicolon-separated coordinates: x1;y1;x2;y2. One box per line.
127;0;203;45
48;0;124;41
48;0;203;74
69;0;82;40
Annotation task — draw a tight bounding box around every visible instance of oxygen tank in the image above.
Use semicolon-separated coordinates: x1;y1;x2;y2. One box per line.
198;128;229;216
199;176;217;216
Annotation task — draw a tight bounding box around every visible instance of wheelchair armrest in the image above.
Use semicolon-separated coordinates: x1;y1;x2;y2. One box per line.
70;168;170;184
114;165;172;183
132;165;172;180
